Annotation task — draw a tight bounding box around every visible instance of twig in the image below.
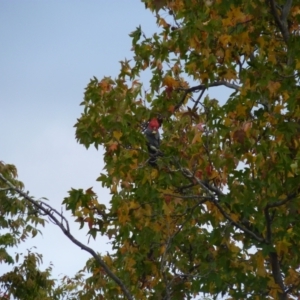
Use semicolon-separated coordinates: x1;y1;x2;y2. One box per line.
192;89;205;110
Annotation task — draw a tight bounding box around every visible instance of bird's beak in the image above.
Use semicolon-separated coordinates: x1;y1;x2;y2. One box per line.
152;130;157;134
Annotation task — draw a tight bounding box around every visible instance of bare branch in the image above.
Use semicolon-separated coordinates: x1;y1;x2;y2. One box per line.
174;81;240;112
183;81;240;93
192;88;205;110
0;173;134;300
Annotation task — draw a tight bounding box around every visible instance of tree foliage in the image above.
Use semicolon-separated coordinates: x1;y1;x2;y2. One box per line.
2;0;300;299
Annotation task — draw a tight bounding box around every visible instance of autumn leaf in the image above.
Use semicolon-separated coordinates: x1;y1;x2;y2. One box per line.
108;142;118;152
163;75;180;88
113;131;123;141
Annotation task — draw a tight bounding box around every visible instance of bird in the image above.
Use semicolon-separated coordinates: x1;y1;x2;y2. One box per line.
144;118;163;166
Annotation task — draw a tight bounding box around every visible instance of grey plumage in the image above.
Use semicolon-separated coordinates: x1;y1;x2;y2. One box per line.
145;122;163;166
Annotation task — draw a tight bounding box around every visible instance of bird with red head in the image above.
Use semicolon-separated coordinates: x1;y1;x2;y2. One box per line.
144;118;163;166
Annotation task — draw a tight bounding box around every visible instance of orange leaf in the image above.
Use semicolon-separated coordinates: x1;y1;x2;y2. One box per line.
85;217;93;229
165;86;173;98
168;105;175;113
233;129;246;144
109;142;118;152
164;194;172;204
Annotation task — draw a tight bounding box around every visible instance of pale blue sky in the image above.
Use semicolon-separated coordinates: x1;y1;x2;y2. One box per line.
0;1;157;279
0;1;231;290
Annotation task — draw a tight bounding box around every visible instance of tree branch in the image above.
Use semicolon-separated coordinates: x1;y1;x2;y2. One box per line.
212;199;265;243
269;251;287;300
268;0;290;43
164;193;212;201
281;0;293;22
179;167;224;198
0;173;134;300
264;206;273;244
183;81;240;93
266;193;296;208
174;81;240;112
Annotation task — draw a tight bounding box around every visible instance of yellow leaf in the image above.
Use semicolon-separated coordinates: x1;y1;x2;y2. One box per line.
267;279;281;298
158;17;169;28
256;251;266;277
257;36;265;48
117;204;130;224
129;201;139;210
189;35;201;50
162;201;172;216
276;239;291;255
285;269;300;286
268;53;276;64
125;257;136;270
278;194;287;200
229;213;239;222
267;81;281;96
163;75;179;88
222;68;237;81
113;131;123;141
111;181;118;194
152;222;162;232
151;169;159;179
236;104;247;117
192;132;202;144
219;34;231;47
200;72;209;82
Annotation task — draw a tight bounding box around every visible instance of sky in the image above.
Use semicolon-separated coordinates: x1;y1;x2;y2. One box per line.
0;1;232;294
0;0;157;280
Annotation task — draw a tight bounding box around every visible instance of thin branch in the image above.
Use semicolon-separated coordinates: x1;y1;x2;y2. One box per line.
174;81;240;112
163;193;212;200
266;193;296;208
192;88;205;110
182;81;240;93
0;173;134;300
179;167;223;198
212;199;265;243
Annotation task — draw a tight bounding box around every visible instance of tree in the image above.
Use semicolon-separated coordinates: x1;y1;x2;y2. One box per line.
1;0;300;299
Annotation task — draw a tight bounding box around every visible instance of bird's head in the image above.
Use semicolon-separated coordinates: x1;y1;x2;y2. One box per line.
148;118;160;133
